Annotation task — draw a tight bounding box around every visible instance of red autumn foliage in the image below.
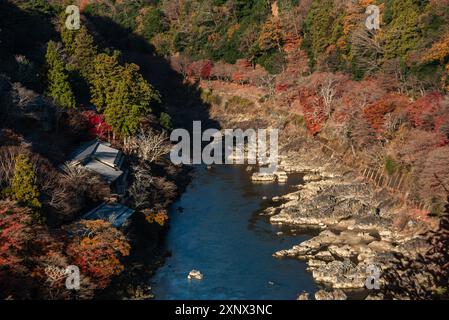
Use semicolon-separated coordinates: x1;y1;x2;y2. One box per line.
231;71;245;84
301;94;326;135
363;94;410;131
0;201;31;269
231;59;255;84
407;92;443;130
65;220;130;289
200;60;213;79
304;107;326;135
232;72;245;84
235;59;252;70
82;111;112;140
187;59;214;80
275;83;289;92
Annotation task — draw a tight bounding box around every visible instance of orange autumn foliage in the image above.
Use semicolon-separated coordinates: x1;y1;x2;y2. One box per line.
363;94;410;131
422;32;449;64
301;91;327;135
422;32;449;90
227;24;240;40
65;220;130;289
258;18;283;51
143;209;169;226
79;0;90;12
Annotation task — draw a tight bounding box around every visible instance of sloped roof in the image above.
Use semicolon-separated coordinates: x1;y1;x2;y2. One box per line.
95;142;122;168
72;140;99;163
70;140;124;183
84;159;123;183
82;202;135;228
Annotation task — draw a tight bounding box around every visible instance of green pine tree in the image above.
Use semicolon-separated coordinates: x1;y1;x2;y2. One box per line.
59;12;77;57
141;8;167;41
103;63;160;137
383;0;423;60
11;154;41;212
302;0;339;68
45;41;76;109
72;26;97;80
90;53;122;111
159;112;172;130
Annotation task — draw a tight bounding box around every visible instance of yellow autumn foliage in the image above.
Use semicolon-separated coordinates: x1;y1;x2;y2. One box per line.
143;209;169;226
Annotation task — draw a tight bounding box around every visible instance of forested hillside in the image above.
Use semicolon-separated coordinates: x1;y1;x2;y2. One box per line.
83;0;449;78
83;0;449;211
1;0;449;300
0;0;183;299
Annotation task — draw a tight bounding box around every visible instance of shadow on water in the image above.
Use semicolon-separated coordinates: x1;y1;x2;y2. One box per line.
151;165;319;300
82;16;321;299
1;5;320;299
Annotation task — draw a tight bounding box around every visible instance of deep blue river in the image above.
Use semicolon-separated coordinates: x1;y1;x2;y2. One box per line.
151;165;318;299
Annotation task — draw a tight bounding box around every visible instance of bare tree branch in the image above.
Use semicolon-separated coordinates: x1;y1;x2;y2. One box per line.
128;129;170;163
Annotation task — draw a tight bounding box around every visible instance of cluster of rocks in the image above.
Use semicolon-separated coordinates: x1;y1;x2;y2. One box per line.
251;170;288;183
207;90;433;299
265;157;429;298
251;172;276;182
314;289;347;300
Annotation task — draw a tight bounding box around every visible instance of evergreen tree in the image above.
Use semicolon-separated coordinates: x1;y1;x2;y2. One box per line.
159;112;172;130
72;26;97;80
302;0;339;67
90;53;122;111
90;52;160;137
11;154;41;212
103;63;160;137
141;8;168;41
45;41;76;109
59;12;77;57
383;0;423;60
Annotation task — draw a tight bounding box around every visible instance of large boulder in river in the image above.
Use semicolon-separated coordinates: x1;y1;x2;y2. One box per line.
251;172;276;182
274;171;288;183
296;292;310;300
315;289;347;300
188;270;204;281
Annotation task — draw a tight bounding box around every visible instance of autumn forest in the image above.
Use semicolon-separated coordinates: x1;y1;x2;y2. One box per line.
1;0;449;303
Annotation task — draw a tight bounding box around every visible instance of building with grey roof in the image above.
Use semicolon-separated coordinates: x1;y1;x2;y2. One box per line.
70;140;128;195
82;202;135;228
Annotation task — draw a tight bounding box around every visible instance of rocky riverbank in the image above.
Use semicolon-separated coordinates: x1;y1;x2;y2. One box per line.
263;154;430;299
204;84;434;300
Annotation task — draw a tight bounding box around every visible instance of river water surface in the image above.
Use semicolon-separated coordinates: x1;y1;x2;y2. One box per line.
151;165;318;299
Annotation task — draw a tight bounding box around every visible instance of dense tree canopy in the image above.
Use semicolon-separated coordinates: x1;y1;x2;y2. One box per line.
45;41;76;109
90;55;160;137
10;154;41;213
71;26;97;80
65;220;131;289
2;0;449;301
